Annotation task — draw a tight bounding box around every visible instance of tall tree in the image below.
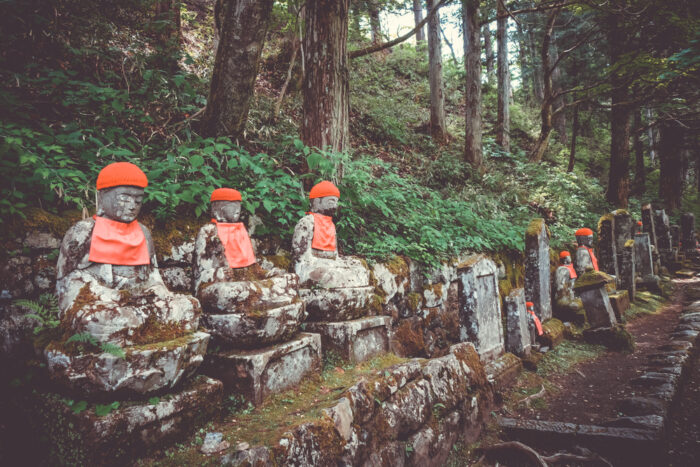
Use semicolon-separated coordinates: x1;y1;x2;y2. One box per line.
658;121;685;212
550;40;567;144
369;1;382;45
413;0;425;42
153;0;181;70
633;109;646;193
483;24;495;84
427;0;447;142
201;0;274;139
496;0;510;151
463;0;483;171
302;0;350;153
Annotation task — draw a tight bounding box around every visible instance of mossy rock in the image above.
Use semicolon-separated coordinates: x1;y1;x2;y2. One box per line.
574;270;615;292
539;318;565;348
583;324;635;352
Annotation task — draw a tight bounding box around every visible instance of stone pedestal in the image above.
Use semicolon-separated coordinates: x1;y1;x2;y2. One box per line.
457;256;505;362
671;224;680;250
202;333;322;405
634;233;661;293
681;213;696;253
299;286;375;321
574;271;618;329
553;266;585;324
642;204;657;249
524;219;552;321
484;353;522;391
598;214;619;278
614;210;634;264
504;288;531;357
306;316;391;363
540;318;566;348
609;290;631;322
620;239;636;301
655;209;672;253
28;376;222;466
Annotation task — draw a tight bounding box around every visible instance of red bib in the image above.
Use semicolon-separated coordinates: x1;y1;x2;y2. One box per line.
213;219;256;269
309;213;337;252
528;310;543;336
564;263;577;279
88;216;150;265
585;246;599;271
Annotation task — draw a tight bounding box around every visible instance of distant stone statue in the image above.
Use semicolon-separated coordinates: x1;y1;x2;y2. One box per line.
193;188;303;348
553;251;585;323
49;162;208;395
292;181;373;320
525;301;543;344
574;227;599;277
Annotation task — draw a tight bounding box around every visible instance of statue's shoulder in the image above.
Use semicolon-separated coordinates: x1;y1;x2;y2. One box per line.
62;218;95;246
295;213;315;229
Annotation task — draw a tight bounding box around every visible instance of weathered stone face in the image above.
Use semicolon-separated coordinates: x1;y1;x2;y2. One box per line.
560;255;572;265
576;234;594;248
504;288;530;357
211;200;241;223
524;219;552;321
457;256;504;362
97;186;145;223
309;195;339;217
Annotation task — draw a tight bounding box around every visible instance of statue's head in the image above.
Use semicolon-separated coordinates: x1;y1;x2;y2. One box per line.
559;251;572;265
526;301;534;312
636;220;643;234
210;188;242;223
95;162;148;223
575;228;594;247
309;180;340;217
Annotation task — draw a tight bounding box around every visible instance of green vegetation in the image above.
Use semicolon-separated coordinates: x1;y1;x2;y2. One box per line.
64;332;126;359
14;294;60;335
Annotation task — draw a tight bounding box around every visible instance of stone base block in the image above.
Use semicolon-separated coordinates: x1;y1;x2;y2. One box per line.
583;324;635;351
609;291;631;322
638;275;662;295
202;333;321;405
299;286;376;321
29;375;222;466
485;352;522;391
538;318;565;348
202;301;304;348
45;331;210;397
305;316;391;363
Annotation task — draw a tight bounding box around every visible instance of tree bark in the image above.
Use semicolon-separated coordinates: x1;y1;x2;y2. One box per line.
369;0;381;46
463;0;483;171
483;24;495;84
528;24;544;102
568;103;579;172
633;109;646;194
496;0;510;151
645;107;657;166
658;121;685;212
427;0;447;142
550;40;567;144
606;15;632;208
302;0;350;154
528;8;558;162
201;0;274;139
413;0;425;43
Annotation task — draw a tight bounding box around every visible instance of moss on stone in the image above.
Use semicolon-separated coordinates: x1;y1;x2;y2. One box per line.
129;316;189;346
385;255;409;279
452;344;487;388
573;270;614;291
140;214;205;260
406;292;423;313
625;239;635;248
264;253;292;271
392;319;426;357
525;218;549;240
423;282;443;298
539;318;565;348
597;212;614;235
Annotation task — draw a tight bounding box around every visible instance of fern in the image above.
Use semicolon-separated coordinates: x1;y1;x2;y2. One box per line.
65;332;126;359
14;294;60;335
100;342;126;359
66;332;99;346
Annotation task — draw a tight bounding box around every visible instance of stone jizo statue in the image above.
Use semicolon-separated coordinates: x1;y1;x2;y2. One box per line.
553;251;585;323
292;181;373;320
574;227;599;277
525;301;543;343
49;162;207;395
193;188;303;348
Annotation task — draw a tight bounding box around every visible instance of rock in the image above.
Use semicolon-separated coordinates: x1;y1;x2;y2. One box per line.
306;316;391;363
221;446;271;466
456;255;505;362
583;324;634;351
641;204;658;249
323;397;354;441
163;240;194;263
201;432;230;455
552;266;585;324
654;209;673;252
484;353;522;391
618;239;636;301
235;442;250;451
597;214;619;277
602;415;665;432
617;396;666;416
23;231;61;250
160;266;192;292
524;219;552;321
372;259;409;304
504;288;531;357
609;290;630;322
681;213;696;252
574;270;618;328
539;318;565;348
300;286;375;321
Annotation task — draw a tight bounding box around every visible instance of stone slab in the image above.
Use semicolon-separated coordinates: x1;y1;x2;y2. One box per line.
28;375;223;466
524;219;552;321
305;316;391;363
201;333;322;405
299;286;375;321
484;352;522;391
609;291;630;322
504;288;531;357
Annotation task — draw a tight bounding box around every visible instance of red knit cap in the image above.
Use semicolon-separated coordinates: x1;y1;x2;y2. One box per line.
559;251;571;258
576;228;593;236
96;162;148;190
526;301;534;308
211;188;242;202
637;221;643;226
309;180;340;199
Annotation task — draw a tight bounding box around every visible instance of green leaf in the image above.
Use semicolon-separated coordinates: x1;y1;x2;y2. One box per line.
190;154;204;169
95;401;119;417
148;397;160;405
262;199;275;213
71;401;88;414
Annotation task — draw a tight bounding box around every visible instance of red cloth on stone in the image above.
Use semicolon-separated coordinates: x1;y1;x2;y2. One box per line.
564;263;577;279
212;219;256;268
89;216;150;265
584;246;599;271
309;213;337;252
528;310;543;336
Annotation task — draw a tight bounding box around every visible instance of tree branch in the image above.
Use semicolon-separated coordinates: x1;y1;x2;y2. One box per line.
349;0;451;59
548;25;599;74
479;0;578;26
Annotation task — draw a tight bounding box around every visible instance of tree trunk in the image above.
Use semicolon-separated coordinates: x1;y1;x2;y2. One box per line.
483;24;495;84
568;103;579;172
550;41;567;144
302;0;350;154
645;107;657;166
153;0;181;70
463;0;483;171
606;16;632;208
369;1;381;46
528;9;558;162
658;121;685;212
427;0;446;142
413;0;425;43
633;109;646;194
201;0;273;139
496;1;510;152
528;24;544;103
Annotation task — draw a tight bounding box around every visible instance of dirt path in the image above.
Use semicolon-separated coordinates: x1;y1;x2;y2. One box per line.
508;284;686;425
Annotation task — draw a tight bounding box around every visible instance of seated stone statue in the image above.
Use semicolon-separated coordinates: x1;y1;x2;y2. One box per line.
292;181;374;320
193;188;303;348
48;162;208;396
574;227;599;277
553;251;585;324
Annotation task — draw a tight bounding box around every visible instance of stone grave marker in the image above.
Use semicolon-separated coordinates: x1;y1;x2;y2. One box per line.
642;204;657;249
574;270;617;328
524;218;552;321
671;224;680;250
654;209;672;252
504;288;531;357
681;213;695;253
598;214;619;278
619;239;636;301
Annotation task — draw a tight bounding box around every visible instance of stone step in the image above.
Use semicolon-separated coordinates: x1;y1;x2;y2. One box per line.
305;316;391;363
